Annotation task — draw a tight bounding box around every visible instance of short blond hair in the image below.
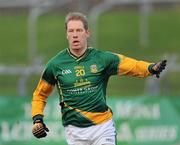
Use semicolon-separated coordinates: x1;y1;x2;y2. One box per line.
65;12;88;30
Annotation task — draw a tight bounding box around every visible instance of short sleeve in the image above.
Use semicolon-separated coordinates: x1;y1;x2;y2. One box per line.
103;51;120;76
42;63;56;85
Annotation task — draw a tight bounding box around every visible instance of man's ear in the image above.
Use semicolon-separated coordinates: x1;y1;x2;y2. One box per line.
86;30;90;38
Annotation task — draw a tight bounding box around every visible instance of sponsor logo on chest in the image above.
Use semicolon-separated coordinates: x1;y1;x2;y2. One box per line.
62;69;72;75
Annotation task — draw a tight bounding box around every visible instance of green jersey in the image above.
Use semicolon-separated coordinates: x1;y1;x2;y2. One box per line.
32;47;152;127
42;47;120;127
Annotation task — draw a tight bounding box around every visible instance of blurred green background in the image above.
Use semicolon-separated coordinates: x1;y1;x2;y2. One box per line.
0;8;180;97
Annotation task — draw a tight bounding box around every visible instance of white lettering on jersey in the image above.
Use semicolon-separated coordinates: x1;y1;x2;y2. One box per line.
62;69;72;75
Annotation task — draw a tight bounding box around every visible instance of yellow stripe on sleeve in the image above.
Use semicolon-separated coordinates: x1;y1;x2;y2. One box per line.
31;79;54;117
116;54;153;77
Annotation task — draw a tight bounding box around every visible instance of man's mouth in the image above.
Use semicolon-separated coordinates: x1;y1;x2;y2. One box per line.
73;40;80;46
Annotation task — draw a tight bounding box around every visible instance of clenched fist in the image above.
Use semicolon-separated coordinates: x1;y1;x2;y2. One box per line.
149;60;167;78
32;115;49;138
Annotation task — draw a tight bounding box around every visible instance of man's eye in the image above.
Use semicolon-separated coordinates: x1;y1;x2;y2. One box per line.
68;29;73;32
77;29;83;32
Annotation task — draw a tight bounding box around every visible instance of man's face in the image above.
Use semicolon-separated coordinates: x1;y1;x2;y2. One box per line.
66;20;90;51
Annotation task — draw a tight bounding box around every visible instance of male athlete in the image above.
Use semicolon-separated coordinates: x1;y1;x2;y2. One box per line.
31;12;166;145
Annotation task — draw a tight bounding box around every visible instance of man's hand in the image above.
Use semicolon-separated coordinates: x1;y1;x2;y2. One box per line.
32;115;49;138
149;60;167;78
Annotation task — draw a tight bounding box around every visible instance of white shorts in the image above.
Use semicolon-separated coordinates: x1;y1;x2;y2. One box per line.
64;119;117;145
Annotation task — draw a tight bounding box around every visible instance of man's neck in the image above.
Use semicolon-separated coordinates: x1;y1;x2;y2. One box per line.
69;47;87;58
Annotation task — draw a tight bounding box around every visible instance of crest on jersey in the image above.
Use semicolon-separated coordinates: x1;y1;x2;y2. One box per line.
90;64;98;73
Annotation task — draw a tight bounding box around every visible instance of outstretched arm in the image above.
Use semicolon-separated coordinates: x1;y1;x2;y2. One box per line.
116;54;166;78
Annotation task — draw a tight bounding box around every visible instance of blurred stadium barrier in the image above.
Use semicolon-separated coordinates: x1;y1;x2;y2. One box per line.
0;63;44;96
144;54;180;95
0;96;179;145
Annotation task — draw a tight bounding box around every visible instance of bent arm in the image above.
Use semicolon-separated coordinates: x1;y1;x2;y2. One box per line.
32;79;54;118
116;54;153;77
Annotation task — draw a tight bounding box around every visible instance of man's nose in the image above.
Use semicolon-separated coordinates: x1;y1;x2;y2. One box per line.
73;34;78;38
72;31;78;38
